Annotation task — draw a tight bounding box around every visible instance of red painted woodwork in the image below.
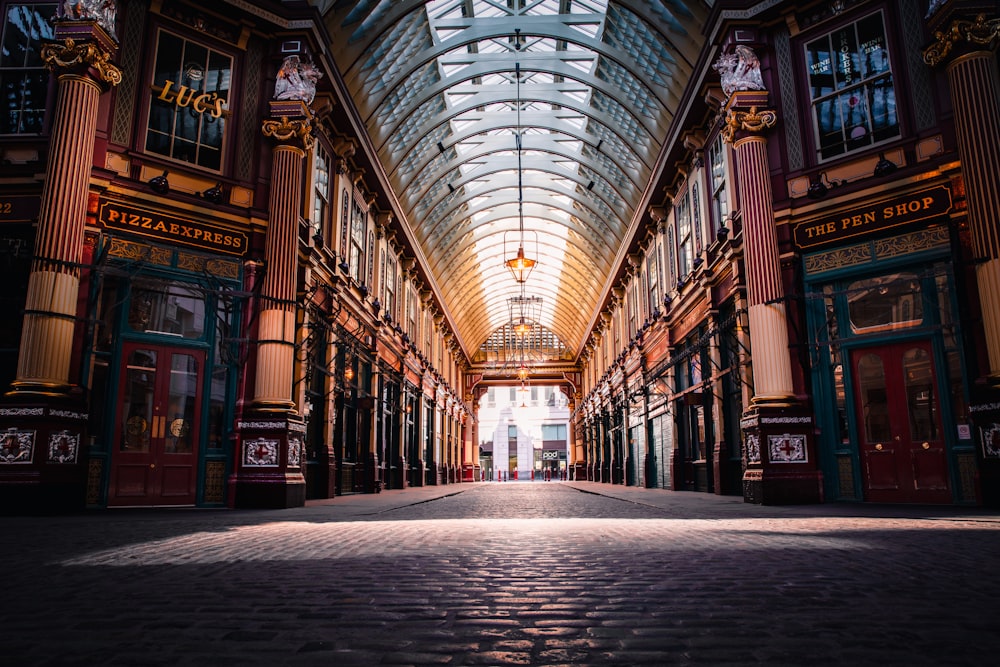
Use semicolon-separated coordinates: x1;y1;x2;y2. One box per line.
851;340;951;503
109;343;204;506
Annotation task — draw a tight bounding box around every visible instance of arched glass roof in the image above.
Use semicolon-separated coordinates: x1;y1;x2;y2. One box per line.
317;0;707;360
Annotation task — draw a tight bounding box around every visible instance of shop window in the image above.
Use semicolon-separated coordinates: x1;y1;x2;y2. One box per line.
542;424;566;440
349;197;366;282
674;189;692;279
805;10;898;160
146;30;231;171
0;3;56;134
126;278;206;339
847;272;922;334
708;134;730;235
646;249;659;315
366;230;375;288
312;143;330;242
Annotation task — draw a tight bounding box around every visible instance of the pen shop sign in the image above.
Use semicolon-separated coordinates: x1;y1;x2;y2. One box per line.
98;200;248;256
792;185;952;250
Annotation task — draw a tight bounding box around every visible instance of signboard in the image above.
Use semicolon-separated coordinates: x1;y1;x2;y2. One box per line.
792;185;952;250
0;195;40;223
98;200;248;256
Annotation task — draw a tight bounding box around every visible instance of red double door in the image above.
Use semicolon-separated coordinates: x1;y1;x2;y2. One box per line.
109;343;204;506
851;340;951;503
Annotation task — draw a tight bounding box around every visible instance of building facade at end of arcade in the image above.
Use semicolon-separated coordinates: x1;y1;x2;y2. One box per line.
0;1;474;510
573;0;1000;506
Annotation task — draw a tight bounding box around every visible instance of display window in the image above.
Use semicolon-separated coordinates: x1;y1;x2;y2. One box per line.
804;10;899;161
145;29;232;171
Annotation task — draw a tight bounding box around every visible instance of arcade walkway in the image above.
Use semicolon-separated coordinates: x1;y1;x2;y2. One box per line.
5;483;1000;665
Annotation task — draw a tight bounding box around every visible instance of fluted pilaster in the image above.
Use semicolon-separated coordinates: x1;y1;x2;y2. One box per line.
12;67;106;393
253;142;305;409
938;48;1000;382
725;96;795;405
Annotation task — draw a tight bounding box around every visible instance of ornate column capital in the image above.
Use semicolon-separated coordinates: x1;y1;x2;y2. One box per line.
262;116;313;151
923;13;1000;67
41;32;121;88
262;99;314;151
722;105;777;144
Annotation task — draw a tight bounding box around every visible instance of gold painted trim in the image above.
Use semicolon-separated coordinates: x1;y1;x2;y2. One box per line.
723;106;777;144
923;13;1000;67
261;117;313;150
41;38;122;86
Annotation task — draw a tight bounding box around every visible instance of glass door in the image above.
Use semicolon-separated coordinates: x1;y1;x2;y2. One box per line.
110;343;205;506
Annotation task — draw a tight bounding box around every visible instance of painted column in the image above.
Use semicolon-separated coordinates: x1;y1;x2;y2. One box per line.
13;24;120;394
0;19;119;511
924;12;1000;385
722;96;794;406
723;88;821;504
924;9;1000;506
229;99;313;509
254;129;307;409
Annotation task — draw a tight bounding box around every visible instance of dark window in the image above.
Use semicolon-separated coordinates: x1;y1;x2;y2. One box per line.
0;3;56;134
146;30;231;170
805;11;898;160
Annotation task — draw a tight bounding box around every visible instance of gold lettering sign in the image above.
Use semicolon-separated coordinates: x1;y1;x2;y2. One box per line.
98;200;248;256
793;185;952;250
154;79;228;118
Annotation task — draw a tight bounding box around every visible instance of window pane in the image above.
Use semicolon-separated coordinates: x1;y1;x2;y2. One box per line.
903;348;938;441
0;3;56;134
847;273;922;334
857;353;889;443
146;30;231;171
127;279;206;339
806;12;898;160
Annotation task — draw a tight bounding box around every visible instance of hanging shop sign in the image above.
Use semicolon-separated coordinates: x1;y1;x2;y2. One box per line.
97;200;248;256
792;185;952;250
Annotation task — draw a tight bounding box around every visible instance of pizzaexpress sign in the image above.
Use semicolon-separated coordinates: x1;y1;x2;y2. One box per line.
792;185;952;250
98;200;248;256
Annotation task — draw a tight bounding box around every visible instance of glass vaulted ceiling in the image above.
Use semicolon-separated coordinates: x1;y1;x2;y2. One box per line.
319;0;706;361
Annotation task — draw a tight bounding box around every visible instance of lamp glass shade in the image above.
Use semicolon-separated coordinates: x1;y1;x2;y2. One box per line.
504;245;536;283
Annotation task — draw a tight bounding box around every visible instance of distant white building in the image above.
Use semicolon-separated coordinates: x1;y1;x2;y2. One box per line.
478;385;569;480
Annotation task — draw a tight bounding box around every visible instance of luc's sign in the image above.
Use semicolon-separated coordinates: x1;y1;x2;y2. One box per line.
793;185;952;250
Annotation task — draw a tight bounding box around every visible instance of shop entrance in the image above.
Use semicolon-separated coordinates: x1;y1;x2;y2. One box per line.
851;340;950;503
109;343;204;506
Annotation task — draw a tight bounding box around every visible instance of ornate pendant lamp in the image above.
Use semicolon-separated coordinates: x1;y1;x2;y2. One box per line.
504;61;537;284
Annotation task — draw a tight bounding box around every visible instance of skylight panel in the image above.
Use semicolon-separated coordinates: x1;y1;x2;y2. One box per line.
426;0;465;20
525;0;560;16
565;58;596;74
447;92;477;106
523;38;558;52
568;23;601;39
569;0;608;13
472;0;509;17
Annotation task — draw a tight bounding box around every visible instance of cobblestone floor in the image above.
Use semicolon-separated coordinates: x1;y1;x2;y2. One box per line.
3;481;1000;666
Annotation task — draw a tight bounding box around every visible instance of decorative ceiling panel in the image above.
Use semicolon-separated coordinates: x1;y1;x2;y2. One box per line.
318;0;706;360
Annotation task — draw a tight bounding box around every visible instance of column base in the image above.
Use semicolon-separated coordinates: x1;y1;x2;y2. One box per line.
229;412;306;509
970;395;1000;507
741;404;823;505
0;397;89;514
462;463;476;482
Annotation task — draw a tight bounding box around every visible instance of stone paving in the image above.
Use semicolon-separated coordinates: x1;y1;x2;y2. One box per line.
3;481;1000;666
